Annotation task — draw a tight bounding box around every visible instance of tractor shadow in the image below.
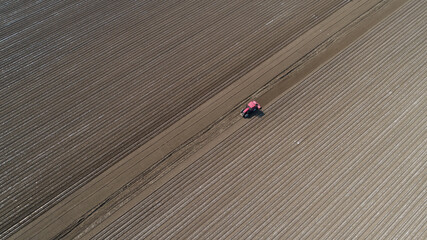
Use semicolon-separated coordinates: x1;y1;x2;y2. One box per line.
255;110;265;118
245;110;264;118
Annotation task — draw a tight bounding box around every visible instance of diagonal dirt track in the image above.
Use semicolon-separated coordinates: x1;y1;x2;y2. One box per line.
87;0;426;238
2;1;352;237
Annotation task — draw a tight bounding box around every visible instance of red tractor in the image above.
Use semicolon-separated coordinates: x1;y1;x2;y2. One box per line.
241;100;262;118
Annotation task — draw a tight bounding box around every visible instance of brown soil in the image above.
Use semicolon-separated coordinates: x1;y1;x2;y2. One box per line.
3;0;424;239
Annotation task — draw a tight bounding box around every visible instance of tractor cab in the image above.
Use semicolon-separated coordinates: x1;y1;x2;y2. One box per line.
241;100;262;118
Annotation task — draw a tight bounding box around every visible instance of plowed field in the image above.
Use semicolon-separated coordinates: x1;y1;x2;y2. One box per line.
2;0;425;239
1;1;350;237
89;0;426;239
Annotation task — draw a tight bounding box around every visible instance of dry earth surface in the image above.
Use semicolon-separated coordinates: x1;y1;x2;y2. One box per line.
1;0;425;239
1;0;350;237
85;0;427;238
